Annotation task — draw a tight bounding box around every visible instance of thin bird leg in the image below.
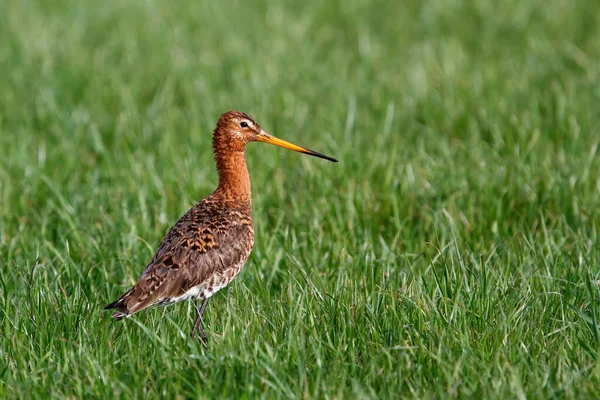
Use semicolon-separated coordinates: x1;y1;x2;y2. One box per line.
191;298;210;342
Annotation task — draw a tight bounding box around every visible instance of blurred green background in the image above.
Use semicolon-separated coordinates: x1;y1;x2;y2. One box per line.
1;0;600;398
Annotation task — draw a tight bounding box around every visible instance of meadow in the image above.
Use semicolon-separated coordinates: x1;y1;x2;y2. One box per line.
1;0;600;398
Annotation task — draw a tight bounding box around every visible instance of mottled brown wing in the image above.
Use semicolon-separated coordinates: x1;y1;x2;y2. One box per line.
105;204;253;318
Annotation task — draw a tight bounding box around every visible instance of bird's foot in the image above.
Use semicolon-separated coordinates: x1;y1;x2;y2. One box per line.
199;330;208;344
190;326;208;345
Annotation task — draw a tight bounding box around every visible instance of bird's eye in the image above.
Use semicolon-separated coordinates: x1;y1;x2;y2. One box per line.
240;121;248;128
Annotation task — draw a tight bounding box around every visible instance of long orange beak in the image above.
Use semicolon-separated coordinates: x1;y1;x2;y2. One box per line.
256;130;338;162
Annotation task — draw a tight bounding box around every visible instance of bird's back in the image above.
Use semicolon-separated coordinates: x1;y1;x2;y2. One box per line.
106;193;254;318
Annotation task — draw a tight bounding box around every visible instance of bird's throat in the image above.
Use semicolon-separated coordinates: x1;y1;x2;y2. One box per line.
215;151;252;205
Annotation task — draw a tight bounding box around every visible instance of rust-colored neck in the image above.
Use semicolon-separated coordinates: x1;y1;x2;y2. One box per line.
213;133;252;207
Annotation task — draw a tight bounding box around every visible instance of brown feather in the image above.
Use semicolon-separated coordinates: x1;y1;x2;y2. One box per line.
106;193;253;318
105;110;336;337
106;111;257;319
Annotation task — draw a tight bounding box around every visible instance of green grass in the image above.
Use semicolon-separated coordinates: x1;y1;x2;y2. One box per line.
1;0;600;398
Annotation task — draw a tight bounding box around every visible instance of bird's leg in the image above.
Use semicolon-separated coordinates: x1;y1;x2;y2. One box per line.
191;298;209;343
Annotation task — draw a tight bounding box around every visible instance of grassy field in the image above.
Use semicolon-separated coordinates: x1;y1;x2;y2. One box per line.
1;0;600;398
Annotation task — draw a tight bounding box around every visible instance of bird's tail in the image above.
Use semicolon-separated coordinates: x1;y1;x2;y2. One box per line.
104;296;131;320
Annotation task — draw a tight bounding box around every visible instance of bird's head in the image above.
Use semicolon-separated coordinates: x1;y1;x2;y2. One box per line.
214;110;338;162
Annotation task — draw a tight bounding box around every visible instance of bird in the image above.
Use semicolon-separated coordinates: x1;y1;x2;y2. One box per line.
105;110;337;342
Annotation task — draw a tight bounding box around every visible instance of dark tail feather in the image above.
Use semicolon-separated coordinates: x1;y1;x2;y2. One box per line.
104;299;130;320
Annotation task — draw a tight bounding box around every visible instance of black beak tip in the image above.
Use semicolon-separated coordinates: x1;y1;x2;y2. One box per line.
311;151;338;163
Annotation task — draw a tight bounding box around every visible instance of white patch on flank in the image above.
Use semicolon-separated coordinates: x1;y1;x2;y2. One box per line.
167;285;203;304
159;261;246;305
